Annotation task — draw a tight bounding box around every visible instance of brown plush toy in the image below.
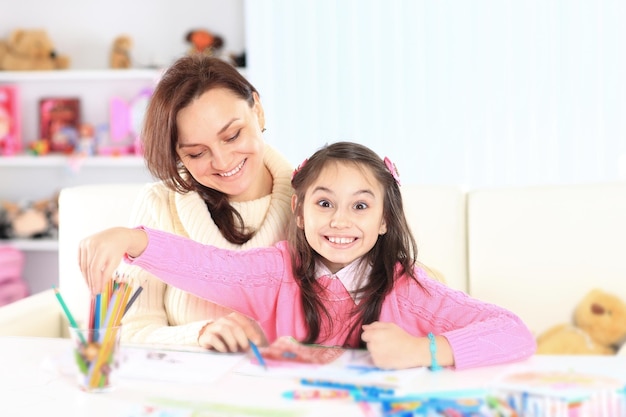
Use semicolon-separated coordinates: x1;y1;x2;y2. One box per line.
110;35;133;69
536;288;626;355
185;29;224;57
0;29;70;71
0;193;59;239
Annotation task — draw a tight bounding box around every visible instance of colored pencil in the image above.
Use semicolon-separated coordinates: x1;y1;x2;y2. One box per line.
249;339;267;370
93;294;101;330
123;286;143;316
53;286;85;344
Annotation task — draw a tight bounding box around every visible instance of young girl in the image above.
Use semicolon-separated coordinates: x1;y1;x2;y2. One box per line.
79;142;536;370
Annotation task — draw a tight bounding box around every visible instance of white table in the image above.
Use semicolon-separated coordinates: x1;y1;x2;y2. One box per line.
1;336;625;417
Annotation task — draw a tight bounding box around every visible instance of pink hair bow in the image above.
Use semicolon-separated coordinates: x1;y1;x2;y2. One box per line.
291;158;308;182
384;157;401;186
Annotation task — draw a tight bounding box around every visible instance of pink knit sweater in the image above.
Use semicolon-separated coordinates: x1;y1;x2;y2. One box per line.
127;227;536;370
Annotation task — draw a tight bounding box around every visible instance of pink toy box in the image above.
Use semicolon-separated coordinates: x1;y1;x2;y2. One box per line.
0;245;29;306
0;85;22;156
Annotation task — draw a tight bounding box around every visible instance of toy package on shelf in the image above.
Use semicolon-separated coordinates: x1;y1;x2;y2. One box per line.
0;84;21;156
102;88;152;156
39;97;81;154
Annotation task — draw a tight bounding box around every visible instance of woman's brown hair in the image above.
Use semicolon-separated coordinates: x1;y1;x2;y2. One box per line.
141;55;258;244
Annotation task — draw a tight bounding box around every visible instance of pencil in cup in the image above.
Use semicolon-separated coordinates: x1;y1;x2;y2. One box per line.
55;281;140;391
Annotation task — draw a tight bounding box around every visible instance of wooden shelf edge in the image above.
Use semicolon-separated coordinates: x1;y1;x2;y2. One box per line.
0;68;164;82
0;238;58;251
0;155;146;168
0;67;245;82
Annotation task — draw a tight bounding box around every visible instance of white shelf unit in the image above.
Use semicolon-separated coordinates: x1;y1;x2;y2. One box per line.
0;70;158;296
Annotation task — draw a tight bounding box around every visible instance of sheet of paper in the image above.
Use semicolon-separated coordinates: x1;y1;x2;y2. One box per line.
123;398;306;417
117;345;246;384
235;337;424;388
49;344;246;385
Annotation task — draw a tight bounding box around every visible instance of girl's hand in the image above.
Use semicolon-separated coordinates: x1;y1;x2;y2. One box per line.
78;227;148;295
198;311;268;353
362;322;454;370
361;321;424;369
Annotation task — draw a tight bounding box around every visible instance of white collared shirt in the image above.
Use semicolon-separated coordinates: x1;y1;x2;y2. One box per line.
314;259;371;304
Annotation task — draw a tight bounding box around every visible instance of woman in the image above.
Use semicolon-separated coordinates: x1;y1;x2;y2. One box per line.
92;55;293;349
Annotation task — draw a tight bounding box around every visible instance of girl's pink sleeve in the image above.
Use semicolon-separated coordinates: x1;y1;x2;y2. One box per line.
392;268;536;370
125;226;293;323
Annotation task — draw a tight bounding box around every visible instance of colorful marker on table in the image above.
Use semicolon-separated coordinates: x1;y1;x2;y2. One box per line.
283;389;352;400
299;378;395;397
248;339;267;370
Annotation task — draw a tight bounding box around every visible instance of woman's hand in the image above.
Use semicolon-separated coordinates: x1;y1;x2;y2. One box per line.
361;321;454;370
78;227;148;295
198;312;268;353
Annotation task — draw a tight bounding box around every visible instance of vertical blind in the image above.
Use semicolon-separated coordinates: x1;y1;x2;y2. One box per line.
245;0;626;188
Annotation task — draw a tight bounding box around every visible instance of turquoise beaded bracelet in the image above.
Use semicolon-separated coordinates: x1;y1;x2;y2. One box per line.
427;332;442;371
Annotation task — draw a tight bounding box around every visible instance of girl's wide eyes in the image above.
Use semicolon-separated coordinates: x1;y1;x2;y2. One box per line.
315;200;369;210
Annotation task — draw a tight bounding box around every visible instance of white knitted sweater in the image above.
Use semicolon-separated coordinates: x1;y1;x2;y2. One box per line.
119;144;293;345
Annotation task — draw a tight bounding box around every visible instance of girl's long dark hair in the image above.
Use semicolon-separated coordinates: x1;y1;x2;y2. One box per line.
289;142;421;346
142;55;258;244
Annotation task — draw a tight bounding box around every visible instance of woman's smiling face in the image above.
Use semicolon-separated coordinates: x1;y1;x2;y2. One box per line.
176;87;268;202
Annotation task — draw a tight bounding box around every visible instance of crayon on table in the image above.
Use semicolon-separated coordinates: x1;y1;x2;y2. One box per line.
299;378;395;397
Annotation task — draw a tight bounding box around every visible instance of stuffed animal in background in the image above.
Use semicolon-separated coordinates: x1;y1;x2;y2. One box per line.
110;35;132;69
536;288;626;355
0;29;70;71
0;193;59;239
185;29;224;57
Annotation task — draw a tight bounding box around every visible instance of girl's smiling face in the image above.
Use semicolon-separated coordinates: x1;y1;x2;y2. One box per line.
295;161;387;274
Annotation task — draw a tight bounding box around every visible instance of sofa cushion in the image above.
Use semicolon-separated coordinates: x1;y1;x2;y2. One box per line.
468;182;626;337
401;185;467;292
57;183;148;326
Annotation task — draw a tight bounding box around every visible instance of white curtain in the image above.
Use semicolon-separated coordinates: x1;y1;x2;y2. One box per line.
245;0;626;188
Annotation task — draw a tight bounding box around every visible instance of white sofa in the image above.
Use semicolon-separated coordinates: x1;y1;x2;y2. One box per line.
1;181;625;355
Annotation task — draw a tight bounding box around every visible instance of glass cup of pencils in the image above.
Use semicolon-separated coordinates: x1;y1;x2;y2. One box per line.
54;280;141;393
68;325;123;393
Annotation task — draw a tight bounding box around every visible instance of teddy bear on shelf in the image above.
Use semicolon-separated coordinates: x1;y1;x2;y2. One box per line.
110;35;133;69
0;29;70;71
536;288;626;355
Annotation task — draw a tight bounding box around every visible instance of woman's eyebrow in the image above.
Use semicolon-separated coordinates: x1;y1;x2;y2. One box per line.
177;118;240;148
217;118;239;135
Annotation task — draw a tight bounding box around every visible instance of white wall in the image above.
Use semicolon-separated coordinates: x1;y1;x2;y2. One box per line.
245;0;626;189
0;0;245;69
4;1;626;189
